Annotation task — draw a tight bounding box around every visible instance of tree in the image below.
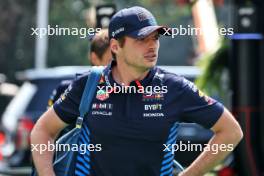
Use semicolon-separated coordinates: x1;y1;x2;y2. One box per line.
0;0;36;82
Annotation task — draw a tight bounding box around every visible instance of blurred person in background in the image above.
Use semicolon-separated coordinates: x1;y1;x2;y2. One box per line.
89;29;112;66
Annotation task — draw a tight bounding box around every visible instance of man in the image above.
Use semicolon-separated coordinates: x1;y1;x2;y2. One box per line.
47;29;111;107
89;29;112;66
31;6;243;176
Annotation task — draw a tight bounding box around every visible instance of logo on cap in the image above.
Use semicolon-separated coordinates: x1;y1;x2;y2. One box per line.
137;12;150;21
112;27;125;37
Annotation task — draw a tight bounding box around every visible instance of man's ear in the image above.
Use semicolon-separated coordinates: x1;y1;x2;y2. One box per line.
110;38;119;55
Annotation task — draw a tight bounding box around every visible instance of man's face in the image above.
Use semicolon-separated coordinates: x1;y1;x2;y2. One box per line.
118;31;160;71
90;47;112;66
100;48;112;65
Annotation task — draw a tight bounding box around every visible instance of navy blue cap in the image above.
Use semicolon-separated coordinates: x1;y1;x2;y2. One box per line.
109;6;169;39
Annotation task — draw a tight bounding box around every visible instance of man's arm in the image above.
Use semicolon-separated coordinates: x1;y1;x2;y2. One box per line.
31;107;67;176
180;108;243;176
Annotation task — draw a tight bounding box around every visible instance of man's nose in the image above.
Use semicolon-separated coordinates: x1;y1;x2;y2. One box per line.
147;38;158;49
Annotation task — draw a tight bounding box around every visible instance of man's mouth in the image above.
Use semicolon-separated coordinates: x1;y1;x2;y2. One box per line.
144;53;157;60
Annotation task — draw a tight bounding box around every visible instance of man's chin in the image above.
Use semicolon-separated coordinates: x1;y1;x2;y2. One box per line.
144;59;157;68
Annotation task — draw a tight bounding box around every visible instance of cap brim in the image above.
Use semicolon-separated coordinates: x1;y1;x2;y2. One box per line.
127;26;171;38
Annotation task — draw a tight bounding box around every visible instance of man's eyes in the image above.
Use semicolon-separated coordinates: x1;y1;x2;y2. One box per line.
137;38;145;42
154;34;160;40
